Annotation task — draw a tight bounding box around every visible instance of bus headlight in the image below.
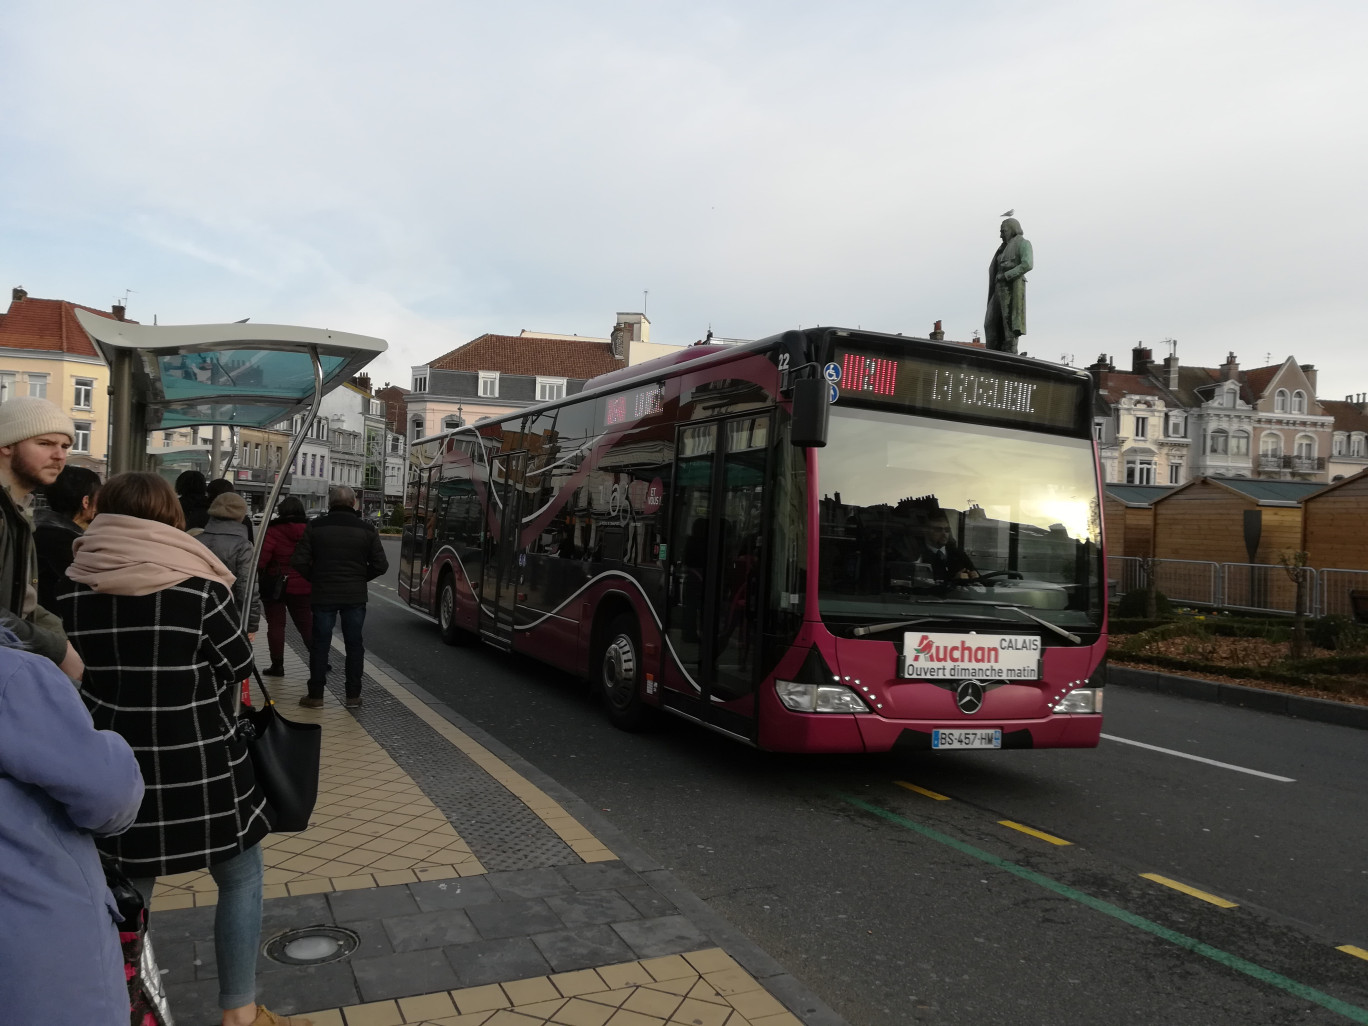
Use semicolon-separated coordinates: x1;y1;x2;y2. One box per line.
1053;688;1103;714
775;681;871;713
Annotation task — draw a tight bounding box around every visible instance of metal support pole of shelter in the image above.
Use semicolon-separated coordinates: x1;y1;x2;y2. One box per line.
240;346;325;634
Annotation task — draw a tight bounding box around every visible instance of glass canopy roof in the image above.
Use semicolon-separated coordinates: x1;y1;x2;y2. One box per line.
74;310;387;429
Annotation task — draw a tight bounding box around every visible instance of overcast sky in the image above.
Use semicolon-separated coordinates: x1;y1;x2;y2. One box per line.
3;1;1365;397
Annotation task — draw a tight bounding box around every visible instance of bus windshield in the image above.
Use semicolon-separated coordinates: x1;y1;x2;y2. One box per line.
816;407;1103;635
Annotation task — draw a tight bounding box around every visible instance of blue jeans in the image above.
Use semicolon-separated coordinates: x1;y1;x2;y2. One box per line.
133;844;264;1010
310;603;367;695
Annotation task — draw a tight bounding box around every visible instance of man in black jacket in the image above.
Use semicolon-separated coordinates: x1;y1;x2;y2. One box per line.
291;485;388;709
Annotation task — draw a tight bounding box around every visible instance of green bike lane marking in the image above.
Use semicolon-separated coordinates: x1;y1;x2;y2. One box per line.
840;795;1368;1025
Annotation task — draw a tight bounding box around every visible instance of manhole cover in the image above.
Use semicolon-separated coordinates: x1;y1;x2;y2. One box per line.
264;926;360;966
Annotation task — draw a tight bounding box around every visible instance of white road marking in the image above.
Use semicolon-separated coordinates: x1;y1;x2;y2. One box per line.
1101;733;1295;782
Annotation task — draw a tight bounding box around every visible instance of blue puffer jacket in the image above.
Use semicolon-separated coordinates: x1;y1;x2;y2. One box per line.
0;634;145;1026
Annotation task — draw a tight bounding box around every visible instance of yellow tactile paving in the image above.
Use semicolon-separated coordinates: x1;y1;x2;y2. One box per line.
150;641;479;909
304;949;802;1026
150;634;613;909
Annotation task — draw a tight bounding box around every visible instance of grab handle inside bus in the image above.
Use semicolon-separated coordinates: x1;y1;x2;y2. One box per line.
790;375;829;447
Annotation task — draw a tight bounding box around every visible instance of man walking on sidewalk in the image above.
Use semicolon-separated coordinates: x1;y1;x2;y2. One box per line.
291;485;387;709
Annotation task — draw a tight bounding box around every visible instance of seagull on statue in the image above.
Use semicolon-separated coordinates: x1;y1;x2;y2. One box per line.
1000;208;1014;218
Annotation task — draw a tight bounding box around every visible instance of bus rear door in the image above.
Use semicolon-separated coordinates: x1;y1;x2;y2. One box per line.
480;450;527;649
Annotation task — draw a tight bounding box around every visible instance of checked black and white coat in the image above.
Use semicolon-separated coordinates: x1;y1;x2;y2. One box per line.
59;577;274;877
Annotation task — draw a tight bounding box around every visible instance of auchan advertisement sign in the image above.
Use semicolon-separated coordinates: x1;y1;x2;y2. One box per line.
901;632;1041;680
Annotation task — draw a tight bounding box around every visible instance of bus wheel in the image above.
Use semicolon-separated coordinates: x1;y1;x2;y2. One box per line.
438;573;466;646
598;614;652;731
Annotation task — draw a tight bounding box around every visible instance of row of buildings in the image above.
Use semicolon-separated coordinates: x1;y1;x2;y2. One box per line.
5;284;1366;519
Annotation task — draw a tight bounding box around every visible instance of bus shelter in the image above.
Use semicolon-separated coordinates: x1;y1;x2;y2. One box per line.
73;309;386;625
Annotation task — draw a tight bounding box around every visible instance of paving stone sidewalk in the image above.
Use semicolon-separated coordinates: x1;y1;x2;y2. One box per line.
145;629;846;1026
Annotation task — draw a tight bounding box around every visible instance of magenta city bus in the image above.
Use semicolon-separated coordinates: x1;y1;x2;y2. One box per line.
398;327;1106;753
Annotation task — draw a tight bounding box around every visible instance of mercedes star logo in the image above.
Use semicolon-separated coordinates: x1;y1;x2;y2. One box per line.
955;679;984;714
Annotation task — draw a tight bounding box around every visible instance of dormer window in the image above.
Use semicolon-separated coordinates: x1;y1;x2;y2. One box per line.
1292;390;1307;413
479;371;500;398
412;372;428;393
1275;389;1289;412
536;376;566;402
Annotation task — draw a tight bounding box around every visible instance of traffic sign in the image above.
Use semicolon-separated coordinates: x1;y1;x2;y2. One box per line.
828;382;839;404
823;362;842;383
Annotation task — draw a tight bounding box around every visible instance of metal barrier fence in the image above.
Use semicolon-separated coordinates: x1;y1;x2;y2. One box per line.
1320;569;1368;620
1107;556;1366;619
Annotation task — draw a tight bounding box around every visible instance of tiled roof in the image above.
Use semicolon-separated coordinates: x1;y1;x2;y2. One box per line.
1242;364;1281;401
0;296;131;358
1094;370;1168;405
428;333;622;379
1322;400;1368;434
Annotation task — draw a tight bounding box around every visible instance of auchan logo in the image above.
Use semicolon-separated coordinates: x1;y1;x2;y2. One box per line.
911;634;1000;665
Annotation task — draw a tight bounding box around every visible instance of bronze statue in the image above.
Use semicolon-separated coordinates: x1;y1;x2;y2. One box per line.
984;217;1032;353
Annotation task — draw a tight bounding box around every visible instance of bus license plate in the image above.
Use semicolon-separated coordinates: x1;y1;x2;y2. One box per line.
932;729;1002;750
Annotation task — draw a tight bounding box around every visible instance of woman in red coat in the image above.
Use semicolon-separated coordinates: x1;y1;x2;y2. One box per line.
257;496;313;676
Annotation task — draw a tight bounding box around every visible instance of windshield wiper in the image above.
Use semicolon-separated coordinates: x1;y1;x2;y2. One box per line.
851;614;1000;638
850;608;1082;645
992;605;1083;645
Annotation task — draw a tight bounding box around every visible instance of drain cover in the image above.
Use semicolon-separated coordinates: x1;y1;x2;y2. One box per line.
264;926;359;966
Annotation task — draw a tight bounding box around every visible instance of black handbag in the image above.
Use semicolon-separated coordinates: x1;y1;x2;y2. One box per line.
238;669;321;832
260;571;288;602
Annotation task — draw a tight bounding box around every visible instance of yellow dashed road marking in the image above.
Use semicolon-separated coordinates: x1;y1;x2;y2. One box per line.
999;820;1072;845
1140;873;1239;908
895;780;950;800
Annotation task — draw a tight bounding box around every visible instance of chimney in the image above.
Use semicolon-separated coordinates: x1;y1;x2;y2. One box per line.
111;303;126;321
929;320;945;341
355;373;372;394
11;287;27;302
1130;344;1153;375
610;311;649;362
1222;352;1239;381
1300;363;1317;392
1163;354;1180;389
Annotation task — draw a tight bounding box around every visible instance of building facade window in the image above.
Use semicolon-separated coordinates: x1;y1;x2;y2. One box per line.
1261;433;1282;457
0;372;14;403
1132;416;1147;440
1292;390;1307;413
27;373;48;399
1165;413;1184;437
443;415;461;430
1274;389;1288;412
1209;429;1228;454
412;373;428;392
73;422;91;453
1333;434;1346;456
536;377;566;402
1351;435;1366;457
320;456;325;478
1125;460;1155;485
73;377;94;409
411;417;425;440
1295;435;1315;459
1168;462;1183;484
478;371;500;398
1092;420;1105;442
1231;431;1250;456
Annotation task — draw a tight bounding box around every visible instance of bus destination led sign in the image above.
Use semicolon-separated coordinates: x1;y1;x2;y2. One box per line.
604;383;664;427
831;345;1084;432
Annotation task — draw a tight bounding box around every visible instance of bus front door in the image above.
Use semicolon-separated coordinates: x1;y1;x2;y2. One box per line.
663;415;768;736
480;450;527;650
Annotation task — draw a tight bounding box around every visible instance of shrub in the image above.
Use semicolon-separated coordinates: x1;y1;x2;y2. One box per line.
388;505;407;529
1308;616;1368;653
1116;587;1173;618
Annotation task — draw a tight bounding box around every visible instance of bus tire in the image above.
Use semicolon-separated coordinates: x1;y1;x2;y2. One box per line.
597;613;653;731
438;573;467;646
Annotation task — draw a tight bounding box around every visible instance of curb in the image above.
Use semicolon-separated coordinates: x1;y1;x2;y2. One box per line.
1110;665;1368;731
362;648;854;1026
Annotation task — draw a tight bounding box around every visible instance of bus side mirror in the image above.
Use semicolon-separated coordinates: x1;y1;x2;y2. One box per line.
790;376;829;447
